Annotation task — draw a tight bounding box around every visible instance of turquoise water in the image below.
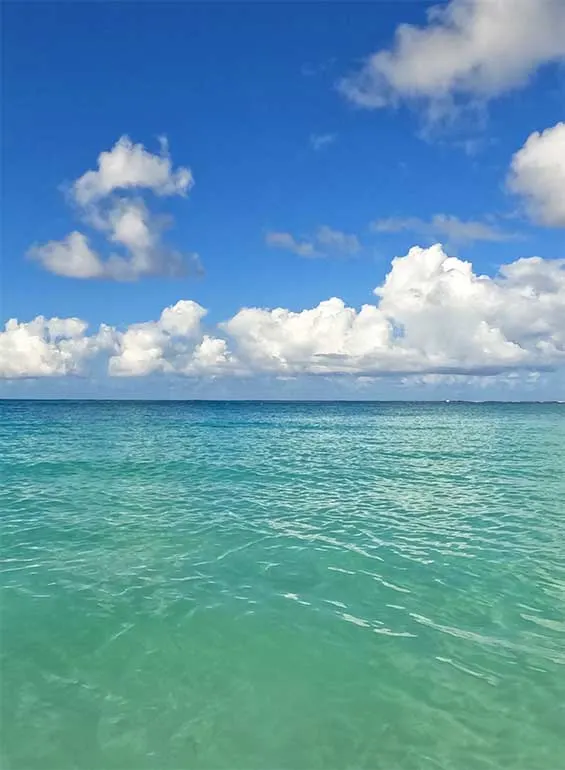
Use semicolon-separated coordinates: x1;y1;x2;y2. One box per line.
1;400;565;770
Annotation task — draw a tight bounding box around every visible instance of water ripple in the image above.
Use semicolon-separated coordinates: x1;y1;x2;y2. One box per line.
1;400;564;769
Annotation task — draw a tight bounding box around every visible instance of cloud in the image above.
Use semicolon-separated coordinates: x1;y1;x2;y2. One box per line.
310;133;337;151
5;246;563;381
338;0;565;121
224;246;565;377
72;135;193;206
266;226;360;258
316;225;361;255
0;316;114;378
28;136;198;281
107;300;233;377
28;232;106;279
371;214;518;244
265;231;319;258
507;122;565;227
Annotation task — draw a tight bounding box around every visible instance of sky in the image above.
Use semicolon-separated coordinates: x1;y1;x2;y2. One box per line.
1;0;564;400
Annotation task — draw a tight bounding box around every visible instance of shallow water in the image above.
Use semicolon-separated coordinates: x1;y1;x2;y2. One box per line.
1;400;565;769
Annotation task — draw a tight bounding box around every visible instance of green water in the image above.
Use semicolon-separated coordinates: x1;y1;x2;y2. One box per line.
1;401;564;769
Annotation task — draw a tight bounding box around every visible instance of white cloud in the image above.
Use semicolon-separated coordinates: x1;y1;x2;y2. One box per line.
0;316;113;378
310;133;337;151
225;245;565;376
29;136;198;281
72;135;193;206
372;214;517;244
507;122;565;227
3;246;564;380
191;336;232;373
107;300;233;377
339;0;565;119
28;232;105;279
266;225;360;258
222;298;391;374
0;301;231;379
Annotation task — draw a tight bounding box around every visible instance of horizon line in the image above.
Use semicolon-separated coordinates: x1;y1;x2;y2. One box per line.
1;398;563;405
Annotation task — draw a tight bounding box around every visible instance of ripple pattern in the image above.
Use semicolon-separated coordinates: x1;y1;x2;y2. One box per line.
1;400;565;769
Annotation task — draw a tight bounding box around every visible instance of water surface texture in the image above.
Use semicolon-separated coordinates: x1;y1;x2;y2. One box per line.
2;401;565;769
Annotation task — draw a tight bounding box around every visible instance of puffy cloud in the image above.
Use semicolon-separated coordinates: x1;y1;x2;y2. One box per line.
339;0;565;118
28;232;105;279
72;135;193;206
507;122;565;227
107;301;233;377
29;136;198;281
225;245;565;376
0;301;231;379
0;316;113;378
222;298;391;374
3;246;564;380
108;324;174;377
372;214;517;244
309;133;337;151
266;225;360;258
191;336;233;373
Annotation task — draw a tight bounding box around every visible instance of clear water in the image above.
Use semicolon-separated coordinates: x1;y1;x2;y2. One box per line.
1;400;565;770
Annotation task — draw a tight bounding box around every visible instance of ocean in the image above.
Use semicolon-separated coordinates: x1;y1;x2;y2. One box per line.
1;400;564;769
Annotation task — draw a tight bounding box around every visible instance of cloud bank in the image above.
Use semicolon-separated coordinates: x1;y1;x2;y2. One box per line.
28;136;199;281
3;245;564;381
339;0;565;120
372;214;517;245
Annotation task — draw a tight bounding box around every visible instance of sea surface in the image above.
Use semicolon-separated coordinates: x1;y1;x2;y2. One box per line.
1;400;565;770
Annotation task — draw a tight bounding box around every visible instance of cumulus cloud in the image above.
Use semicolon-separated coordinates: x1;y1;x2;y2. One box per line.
222;298;391;374
372;214;517;244
3;246;564;380
339;0;565;120
310;133;337;151
28;136;198;281
72;136;193;206
0;316;114;378
507;122;565;227
28;232;106;279
266;225;360;258
225;245;565;376
0;301;233;379
107;300;228;377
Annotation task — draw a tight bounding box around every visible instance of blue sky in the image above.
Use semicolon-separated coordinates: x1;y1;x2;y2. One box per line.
2;0;565;399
